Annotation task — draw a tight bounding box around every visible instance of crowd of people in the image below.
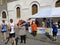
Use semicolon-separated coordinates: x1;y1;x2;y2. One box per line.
0;18;58;45
41;18;58;41
0;19;17;45
0;19;27;45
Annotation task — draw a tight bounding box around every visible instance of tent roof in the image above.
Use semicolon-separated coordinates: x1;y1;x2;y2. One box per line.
51;7;60;17
29;7;60;18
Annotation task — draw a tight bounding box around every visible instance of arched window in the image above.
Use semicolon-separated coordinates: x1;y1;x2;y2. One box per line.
32;4;38;15
16;7;20;18
2;11;6;18
55;0;60;7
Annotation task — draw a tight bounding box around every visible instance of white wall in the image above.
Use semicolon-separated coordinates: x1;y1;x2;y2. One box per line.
7;0;57;23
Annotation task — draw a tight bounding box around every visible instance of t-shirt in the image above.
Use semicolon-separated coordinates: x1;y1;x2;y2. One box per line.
52;25;58;32
31;24;37;31
10;23;15;33
42;21;45;27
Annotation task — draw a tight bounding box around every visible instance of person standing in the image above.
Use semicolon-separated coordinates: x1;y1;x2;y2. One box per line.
42;21;45;28
0;20;7;42
8;19;17;45
19;21;26;43
46;19;50;28
52;23;58;41
31;21;37;37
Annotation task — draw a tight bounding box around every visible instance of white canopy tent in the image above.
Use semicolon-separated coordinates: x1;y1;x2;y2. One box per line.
29;7;60;18
51;7;60;17
29;7;60;36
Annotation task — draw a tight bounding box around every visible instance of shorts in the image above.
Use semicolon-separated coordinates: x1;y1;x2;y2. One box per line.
9;33;15;38
1;31;6;33
53;32;57;36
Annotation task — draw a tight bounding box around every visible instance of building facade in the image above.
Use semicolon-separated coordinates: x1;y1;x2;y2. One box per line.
0;0;60;23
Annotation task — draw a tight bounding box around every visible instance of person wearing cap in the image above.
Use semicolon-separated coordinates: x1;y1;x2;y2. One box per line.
19;21;26;43
17;19;23;26
31;21;37;36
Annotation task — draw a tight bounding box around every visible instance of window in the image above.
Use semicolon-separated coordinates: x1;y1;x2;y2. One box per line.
55;0;60;7
32;4;38;15
2;11;6;18
16;7;20;18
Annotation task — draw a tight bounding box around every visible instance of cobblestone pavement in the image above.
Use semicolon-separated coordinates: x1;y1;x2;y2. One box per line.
0;29;60;45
